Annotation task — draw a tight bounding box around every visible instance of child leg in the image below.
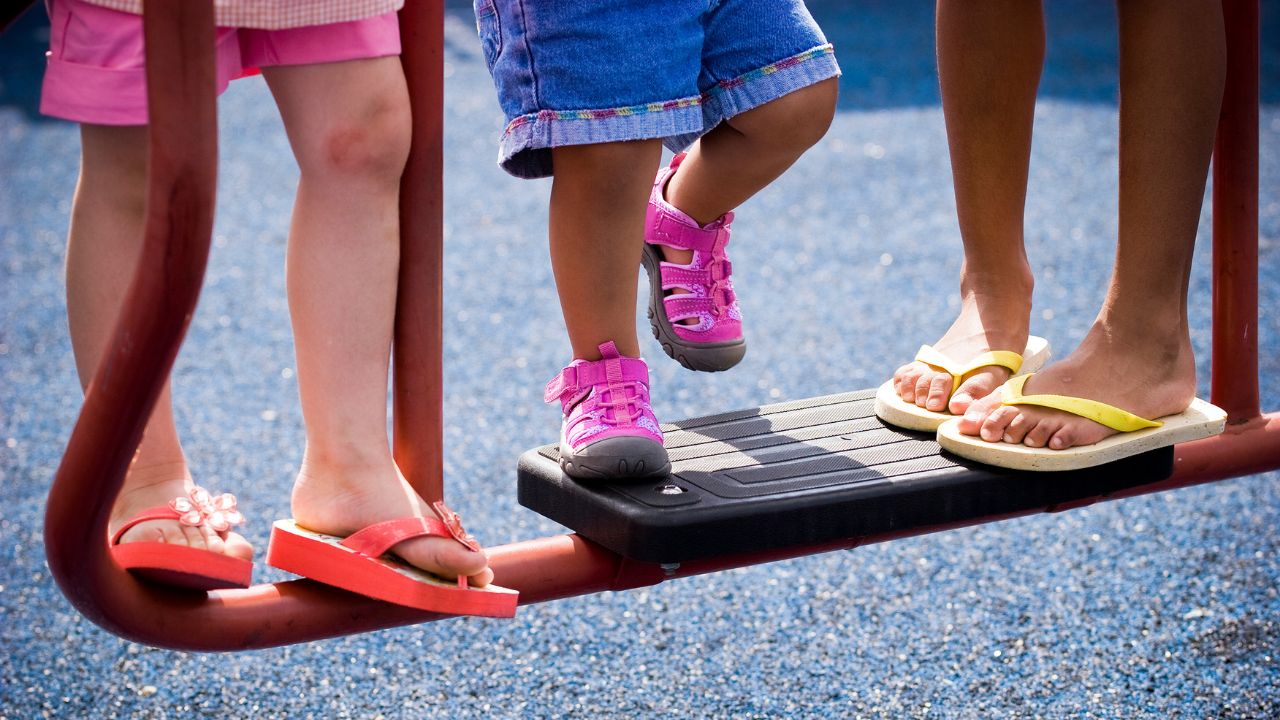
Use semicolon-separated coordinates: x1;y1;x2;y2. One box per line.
891;0;1044;415
959;0;1225;449
662;78;838;230
546;141;671;479
261;57;489;583
645;79;837;367
551;141;664;360
69;124;252;559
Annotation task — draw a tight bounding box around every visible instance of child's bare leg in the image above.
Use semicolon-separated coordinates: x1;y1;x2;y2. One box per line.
664;78;839;228
960;0;1225;449
263;58;489;584
70;125;252;558
894;0;1043;415
551;140;665;360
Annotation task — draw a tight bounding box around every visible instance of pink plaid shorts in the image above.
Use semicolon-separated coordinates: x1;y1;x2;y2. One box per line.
40;0;401;125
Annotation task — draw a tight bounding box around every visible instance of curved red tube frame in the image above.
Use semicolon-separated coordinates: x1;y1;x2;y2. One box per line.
39;0;1276;651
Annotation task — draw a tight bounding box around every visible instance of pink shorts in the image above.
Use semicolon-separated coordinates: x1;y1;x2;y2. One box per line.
40;0;402;125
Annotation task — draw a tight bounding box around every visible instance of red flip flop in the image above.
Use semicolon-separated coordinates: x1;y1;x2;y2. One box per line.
265;501;518;618
111;487;253;591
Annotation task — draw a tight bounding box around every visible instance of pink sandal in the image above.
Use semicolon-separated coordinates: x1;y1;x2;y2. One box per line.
110;486;252;591
544;341;670;480
642;153;746;372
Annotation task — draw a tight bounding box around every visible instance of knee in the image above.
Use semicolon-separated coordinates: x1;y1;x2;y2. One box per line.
298;92;411;186
733;77;839;155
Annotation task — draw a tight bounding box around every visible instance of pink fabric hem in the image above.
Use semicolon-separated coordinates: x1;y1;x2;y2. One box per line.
40;39;240;126
39;0;401;126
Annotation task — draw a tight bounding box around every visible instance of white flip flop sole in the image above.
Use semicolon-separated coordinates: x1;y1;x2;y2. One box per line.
875;336;1052;432
936;397;1227;471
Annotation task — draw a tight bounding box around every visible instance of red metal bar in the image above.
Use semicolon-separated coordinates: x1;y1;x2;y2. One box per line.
38;0;1280;652
1210;0;1260;423
44;0;220;641
393;0;446;504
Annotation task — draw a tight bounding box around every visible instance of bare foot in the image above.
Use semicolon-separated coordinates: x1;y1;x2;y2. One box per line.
109;463;254;561
290;453;493;587
893;279;1033;415
957;320;1196;450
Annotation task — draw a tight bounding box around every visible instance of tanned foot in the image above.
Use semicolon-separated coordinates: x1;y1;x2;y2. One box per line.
893;280;1033;415
957;320;1197;450
291;453;493;587
109;463;254;561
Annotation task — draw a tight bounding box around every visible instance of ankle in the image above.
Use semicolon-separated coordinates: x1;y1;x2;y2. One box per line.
958;260;1034;302
664;163;728;228
120;461;190;493
300;444;394;478
1091;313;1191;355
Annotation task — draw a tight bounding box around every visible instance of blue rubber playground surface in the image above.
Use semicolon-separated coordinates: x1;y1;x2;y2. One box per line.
3;2;1280;717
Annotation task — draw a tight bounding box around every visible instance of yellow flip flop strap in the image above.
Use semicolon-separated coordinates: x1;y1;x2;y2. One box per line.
914;345;1026;397
1000;374;1162;432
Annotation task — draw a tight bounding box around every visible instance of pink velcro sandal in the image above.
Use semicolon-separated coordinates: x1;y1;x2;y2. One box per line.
544;341;670;480
641;152;746;372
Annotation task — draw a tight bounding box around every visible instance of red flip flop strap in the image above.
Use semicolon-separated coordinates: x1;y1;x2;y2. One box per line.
110;505;182;545
429;500;482;552
339;516;454;558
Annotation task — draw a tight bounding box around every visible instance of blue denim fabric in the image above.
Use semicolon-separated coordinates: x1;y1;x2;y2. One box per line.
474;0;840;179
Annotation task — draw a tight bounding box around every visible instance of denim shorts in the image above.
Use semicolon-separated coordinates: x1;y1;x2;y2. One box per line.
474;0;840;179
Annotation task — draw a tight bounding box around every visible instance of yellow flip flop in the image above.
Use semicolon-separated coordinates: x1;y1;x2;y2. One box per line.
936;373;1227;471
875;336;1051;432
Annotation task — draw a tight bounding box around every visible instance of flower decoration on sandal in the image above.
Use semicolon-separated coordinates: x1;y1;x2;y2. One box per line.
429;500;481;552
169;486;244;533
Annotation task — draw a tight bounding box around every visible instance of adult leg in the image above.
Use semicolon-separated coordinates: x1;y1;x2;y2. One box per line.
892;1;1043;415
69;125;251;558
264;57;489;584
960;0;1226;449
551;140;665;361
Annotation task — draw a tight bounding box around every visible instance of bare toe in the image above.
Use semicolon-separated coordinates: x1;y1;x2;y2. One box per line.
950;373;1000;416
1048;425;1076;450
201;525;226;555
1023;415;1059;448
899;368;922;403
1003;412;1032;444
468;567;495;589
925;374;952;412
393;535;489;582
181;524;210;551
980;406;1019;443
222;531;255;561
958;393;1003;435
913;373;934;408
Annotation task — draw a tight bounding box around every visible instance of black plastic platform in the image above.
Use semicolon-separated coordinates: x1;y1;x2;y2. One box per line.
517;389;1174;564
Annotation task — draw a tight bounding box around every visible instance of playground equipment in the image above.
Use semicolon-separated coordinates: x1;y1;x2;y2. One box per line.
13;0;1276;650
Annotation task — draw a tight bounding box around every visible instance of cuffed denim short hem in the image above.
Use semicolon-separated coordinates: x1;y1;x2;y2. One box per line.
668;44;840;156
498;97;704;180
478;0;838;179
497;44;838;179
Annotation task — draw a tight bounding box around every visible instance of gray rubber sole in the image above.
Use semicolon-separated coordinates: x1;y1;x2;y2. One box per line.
559;435;671;481
641;244;746;373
